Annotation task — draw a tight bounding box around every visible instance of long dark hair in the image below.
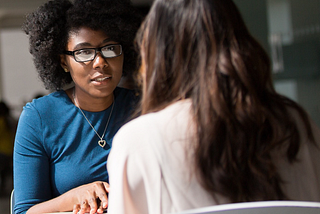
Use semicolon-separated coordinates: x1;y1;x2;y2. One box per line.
136;0;315;202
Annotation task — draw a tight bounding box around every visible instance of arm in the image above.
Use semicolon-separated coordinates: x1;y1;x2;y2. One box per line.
13;104;52;214
14;104;109;214
27;181;109;214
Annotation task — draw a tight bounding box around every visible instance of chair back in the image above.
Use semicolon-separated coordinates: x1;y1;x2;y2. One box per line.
175;201;320;214
10;189;14;214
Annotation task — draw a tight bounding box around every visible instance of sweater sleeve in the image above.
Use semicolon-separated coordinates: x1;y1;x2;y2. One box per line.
13;103;52;214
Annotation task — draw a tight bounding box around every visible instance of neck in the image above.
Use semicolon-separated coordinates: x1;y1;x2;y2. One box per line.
70;87;114;112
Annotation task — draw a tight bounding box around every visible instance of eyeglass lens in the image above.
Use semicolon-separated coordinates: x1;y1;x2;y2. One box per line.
74;44;122;62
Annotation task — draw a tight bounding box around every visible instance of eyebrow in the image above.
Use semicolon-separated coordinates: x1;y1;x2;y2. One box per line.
72;38;117;50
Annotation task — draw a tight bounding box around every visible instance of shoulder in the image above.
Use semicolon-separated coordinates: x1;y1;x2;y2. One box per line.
287;106;319;134
112;100;192;151
21;91;71;119
114;87;138;103
111;87;139;125
118;99;192;132
25;91;68;108
286;106;320;151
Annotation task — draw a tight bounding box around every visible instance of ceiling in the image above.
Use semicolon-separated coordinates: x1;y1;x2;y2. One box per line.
0;0;154;28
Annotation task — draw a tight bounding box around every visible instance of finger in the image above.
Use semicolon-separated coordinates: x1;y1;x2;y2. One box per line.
97;191;108;209
73;204;81;214
103;182;110;192
79;200;90;214
94;182;109;209
96;199;105;213
87;196;98;214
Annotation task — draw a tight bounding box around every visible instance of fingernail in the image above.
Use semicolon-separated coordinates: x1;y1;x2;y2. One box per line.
103;202;108;208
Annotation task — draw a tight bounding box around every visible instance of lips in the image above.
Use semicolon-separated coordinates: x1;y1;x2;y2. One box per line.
92;76;111;82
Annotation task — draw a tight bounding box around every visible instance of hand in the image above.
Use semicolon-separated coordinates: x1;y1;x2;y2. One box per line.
71;181;109;214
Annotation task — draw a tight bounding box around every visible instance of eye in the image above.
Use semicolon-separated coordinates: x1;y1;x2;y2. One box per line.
103;45;115;52
101;45;121;58
74;49;94;56
108;46;115;51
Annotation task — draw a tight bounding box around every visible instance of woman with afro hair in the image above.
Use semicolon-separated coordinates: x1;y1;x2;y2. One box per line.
13;0;142;213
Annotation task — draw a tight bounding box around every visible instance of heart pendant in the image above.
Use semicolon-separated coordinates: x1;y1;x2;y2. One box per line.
98;140;106;148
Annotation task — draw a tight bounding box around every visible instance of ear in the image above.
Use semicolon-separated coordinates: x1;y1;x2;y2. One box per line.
60;54;68;71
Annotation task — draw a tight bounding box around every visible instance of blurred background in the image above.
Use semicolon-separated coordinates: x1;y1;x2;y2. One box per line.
0;0;320;125
0;0;320;212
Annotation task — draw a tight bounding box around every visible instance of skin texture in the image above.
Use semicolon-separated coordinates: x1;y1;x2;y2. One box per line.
61;27;124;112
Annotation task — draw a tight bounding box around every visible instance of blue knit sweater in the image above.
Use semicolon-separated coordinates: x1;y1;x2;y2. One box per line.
13;87;136;214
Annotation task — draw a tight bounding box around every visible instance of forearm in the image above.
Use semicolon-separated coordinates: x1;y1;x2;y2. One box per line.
26;181;110;214
26;190;76;214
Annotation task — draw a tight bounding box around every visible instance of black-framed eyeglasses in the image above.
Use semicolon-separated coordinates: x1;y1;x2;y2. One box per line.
64;44;122;62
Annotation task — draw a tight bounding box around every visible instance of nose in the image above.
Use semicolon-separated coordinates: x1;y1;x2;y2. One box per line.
92;52;108;68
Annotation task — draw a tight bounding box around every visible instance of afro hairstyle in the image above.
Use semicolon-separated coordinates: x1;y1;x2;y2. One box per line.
23;0;143;91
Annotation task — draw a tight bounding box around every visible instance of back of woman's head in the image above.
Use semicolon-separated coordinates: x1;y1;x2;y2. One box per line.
24;0;142;91
137;0;314;202
137;0;271;113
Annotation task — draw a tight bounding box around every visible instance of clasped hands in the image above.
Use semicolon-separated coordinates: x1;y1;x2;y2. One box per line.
72;181;109;214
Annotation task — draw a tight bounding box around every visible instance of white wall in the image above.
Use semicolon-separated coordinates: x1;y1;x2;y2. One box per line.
0;28;48;119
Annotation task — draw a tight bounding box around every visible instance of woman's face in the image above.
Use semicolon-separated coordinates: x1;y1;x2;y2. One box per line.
61;27;123;101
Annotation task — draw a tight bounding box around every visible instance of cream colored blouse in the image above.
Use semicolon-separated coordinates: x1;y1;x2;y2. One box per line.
107;100;320;214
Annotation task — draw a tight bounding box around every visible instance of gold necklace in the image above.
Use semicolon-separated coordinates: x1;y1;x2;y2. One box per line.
73;89;114;148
